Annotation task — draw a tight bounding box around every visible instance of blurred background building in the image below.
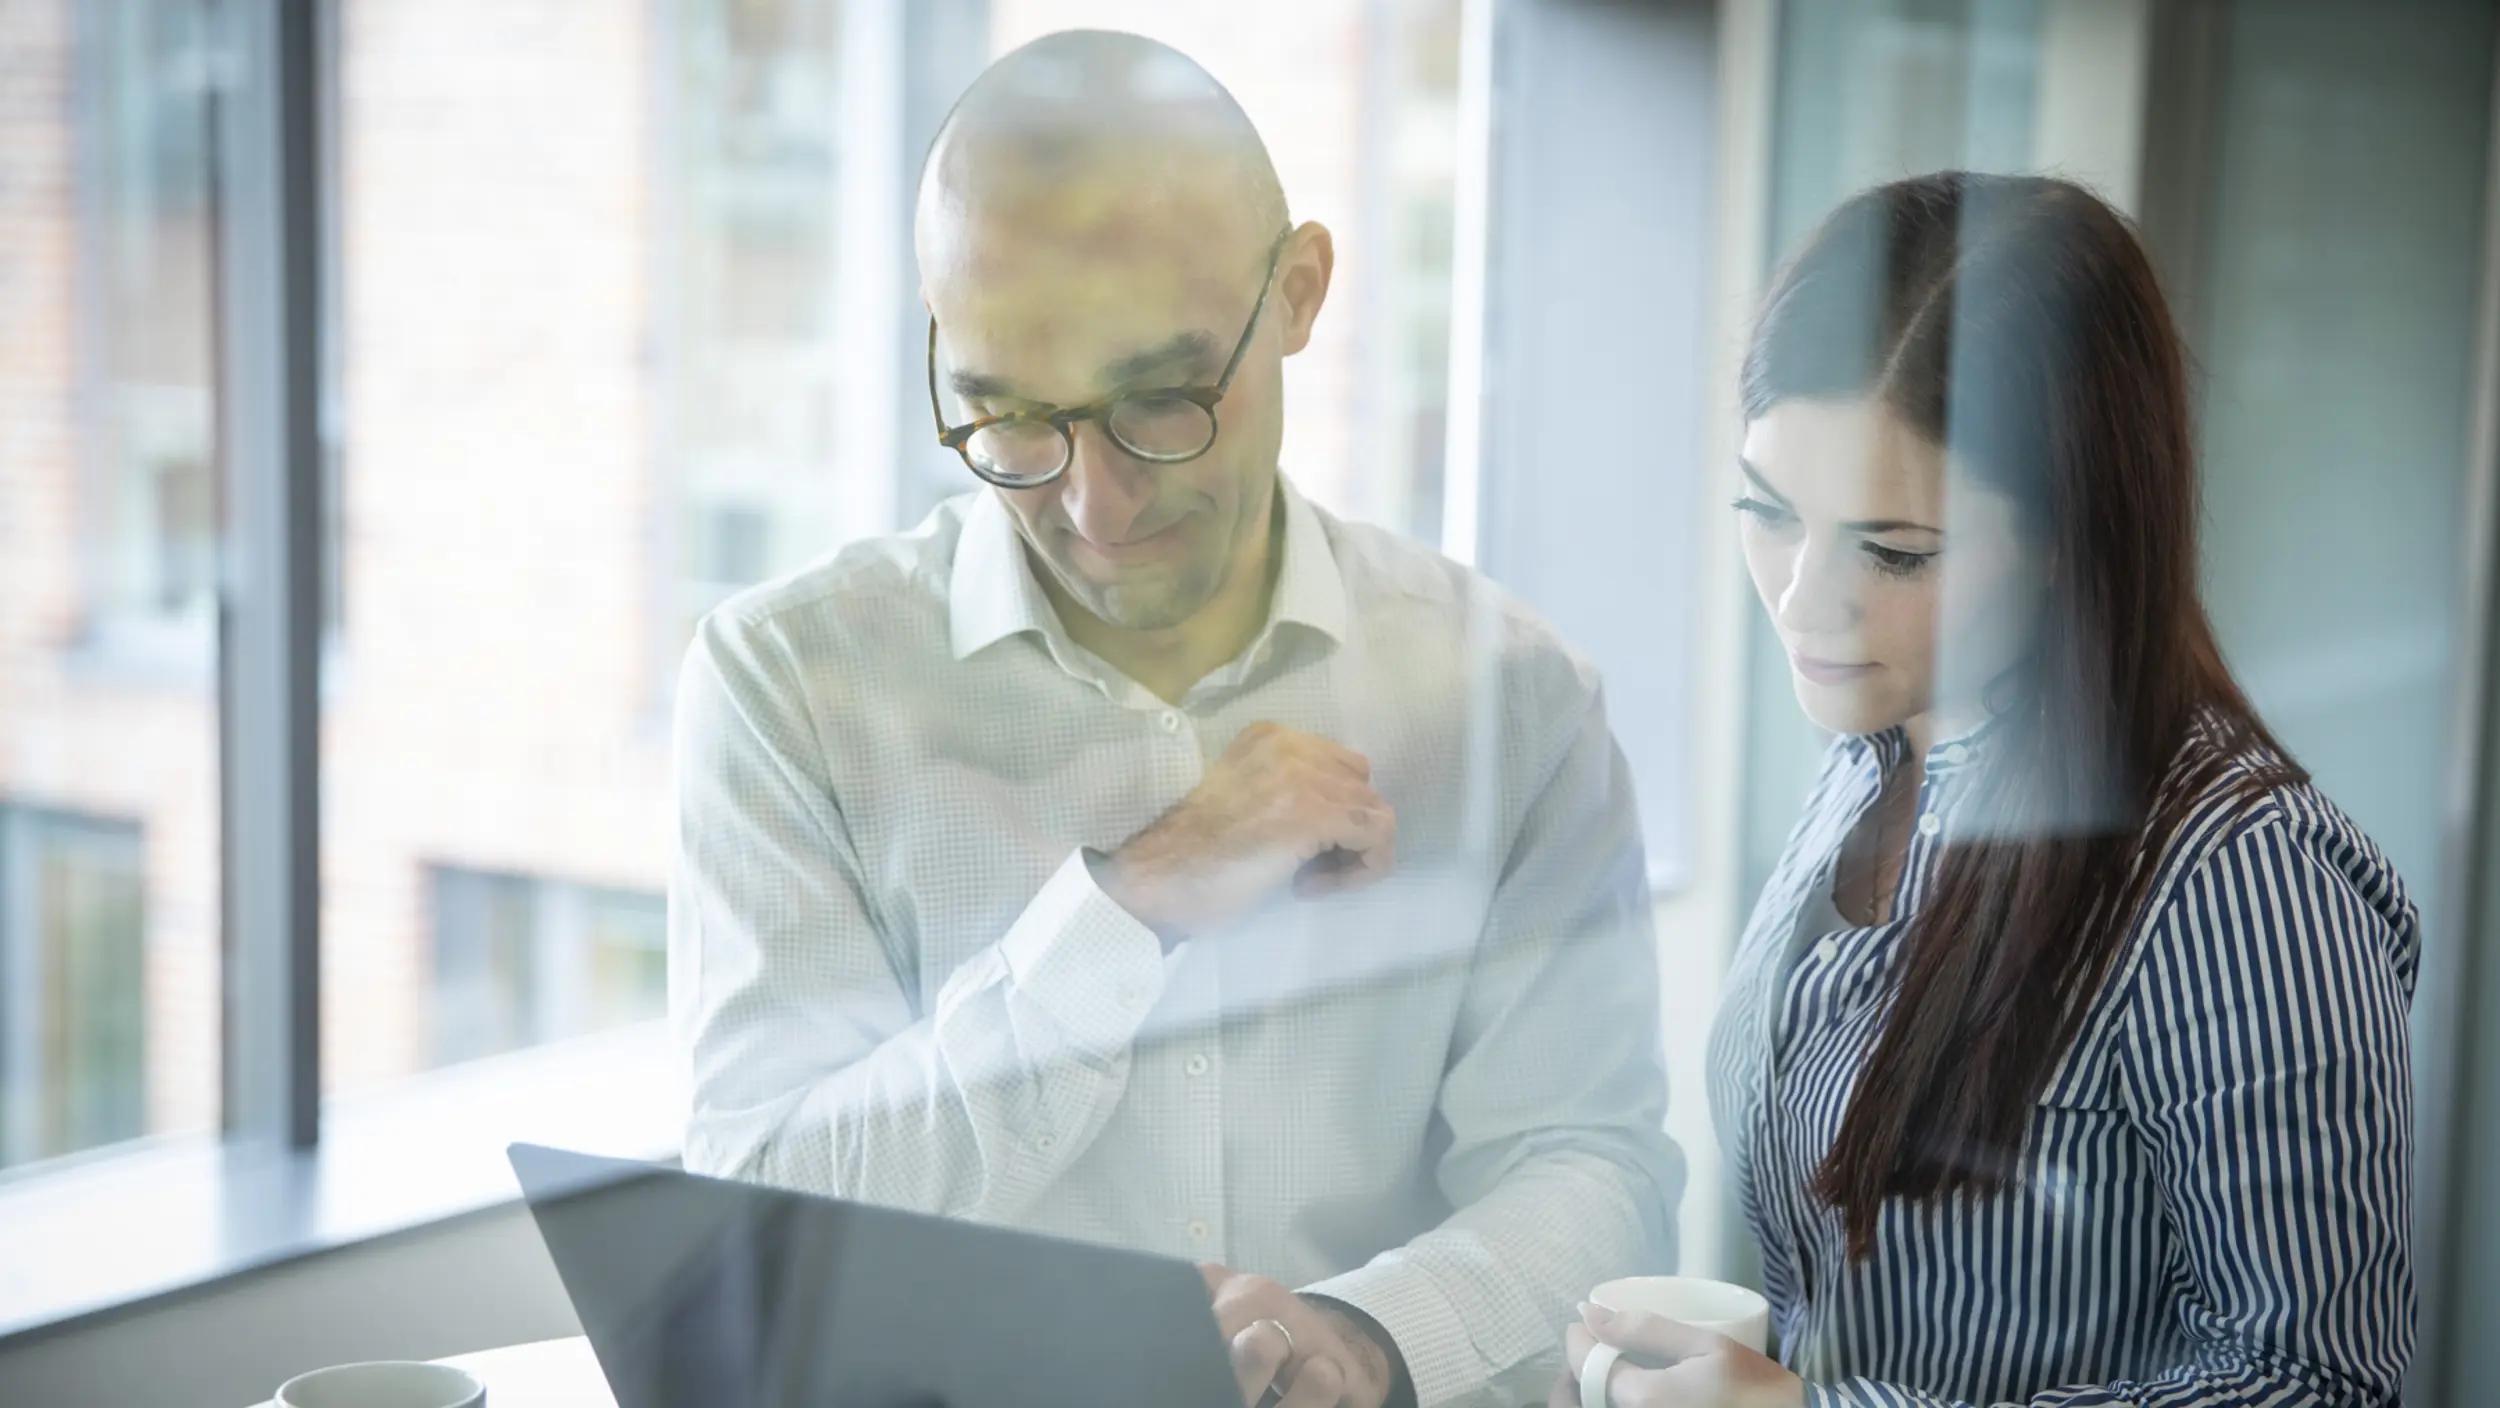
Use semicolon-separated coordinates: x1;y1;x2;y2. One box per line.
5;1;2500;1403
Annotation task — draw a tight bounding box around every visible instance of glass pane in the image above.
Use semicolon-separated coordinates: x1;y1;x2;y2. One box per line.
985;0;1465;542
0;0;223;1170
2171;8;2497;1392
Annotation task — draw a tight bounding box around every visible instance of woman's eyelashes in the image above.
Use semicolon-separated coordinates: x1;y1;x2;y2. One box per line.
1731;495;1795;527
1863;541;1938;578
1737;496;1939;577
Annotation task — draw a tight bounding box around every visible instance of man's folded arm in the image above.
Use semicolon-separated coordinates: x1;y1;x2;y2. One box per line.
1305;681;1685;1408
669;611;1164;1222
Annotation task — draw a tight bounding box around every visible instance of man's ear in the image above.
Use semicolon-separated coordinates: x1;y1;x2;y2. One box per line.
1277;221;1335;357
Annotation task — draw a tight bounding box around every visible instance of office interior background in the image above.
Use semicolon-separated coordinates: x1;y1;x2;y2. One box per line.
3;0;2499;1402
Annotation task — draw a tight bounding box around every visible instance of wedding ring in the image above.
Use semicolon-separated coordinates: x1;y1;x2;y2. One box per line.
1251;1319;1297;1407
1578;1340;1624;1408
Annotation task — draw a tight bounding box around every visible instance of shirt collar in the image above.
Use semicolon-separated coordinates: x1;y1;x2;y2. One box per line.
948;489;1059;662
1853;708;2007;782
947;476;1350;666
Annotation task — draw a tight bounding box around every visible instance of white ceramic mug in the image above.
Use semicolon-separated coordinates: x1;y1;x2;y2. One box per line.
1579;1276;1772;1408
274;1360;486;1408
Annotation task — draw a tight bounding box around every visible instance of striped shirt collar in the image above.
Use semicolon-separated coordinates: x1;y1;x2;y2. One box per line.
947;477;1350;669
1856;707;2010;783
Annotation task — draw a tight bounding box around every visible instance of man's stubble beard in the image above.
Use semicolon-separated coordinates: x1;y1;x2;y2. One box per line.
1056;551;1226;632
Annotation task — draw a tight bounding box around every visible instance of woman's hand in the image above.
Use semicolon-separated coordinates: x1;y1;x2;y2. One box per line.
1545;1302;1806;1408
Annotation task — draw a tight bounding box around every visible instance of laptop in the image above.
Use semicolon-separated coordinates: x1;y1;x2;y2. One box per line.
509;1143;1245;1408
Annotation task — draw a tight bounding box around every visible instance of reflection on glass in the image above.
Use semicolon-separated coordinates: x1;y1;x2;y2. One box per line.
1746;0;2047;903
0;0;222;1171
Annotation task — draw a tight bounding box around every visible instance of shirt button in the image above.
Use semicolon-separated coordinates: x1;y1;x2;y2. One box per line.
1184;1052;1211;1077
1187;1220;1211;1243
1033;1133;1057;1153
1158;711;1182;734
1116;982;1146;1010
1918;813;1942;838
1813;936;1841;963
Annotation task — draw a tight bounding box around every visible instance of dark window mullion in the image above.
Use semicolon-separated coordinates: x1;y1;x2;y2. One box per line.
214;0;325;1150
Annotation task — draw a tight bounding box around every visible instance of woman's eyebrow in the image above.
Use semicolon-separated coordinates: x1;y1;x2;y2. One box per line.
1742;460;1943;536
1737;459;1793;504
1842;517;1944;537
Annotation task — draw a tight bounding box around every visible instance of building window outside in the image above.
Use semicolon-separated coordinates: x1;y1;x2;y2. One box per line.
73;0;220;648
0;805;148;1170
427;866;666;1069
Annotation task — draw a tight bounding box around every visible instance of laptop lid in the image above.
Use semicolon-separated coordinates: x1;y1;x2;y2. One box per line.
509;1143;1243;1408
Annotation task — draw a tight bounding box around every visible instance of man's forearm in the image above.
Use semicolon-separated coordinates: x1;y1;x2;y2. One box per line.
683;849;1169;1218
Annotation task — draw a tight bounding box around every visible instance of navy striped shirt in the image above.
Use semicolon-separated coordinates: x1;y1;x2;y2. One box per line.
1706;720;2418;1407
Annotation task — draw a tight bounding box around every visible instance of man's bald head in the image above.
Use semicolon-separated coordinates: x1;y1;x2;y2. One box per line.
915;31;1332;642
916;30;1289;287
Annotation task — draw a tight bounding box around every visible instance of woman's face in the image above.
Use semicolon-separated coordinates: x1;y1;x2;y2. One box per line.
1738;396;2045;739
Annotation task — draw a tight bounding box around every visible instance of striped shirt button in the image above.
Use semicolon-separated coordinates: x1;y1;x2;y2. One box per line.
1812;936;1841;963
1917;813;1942;838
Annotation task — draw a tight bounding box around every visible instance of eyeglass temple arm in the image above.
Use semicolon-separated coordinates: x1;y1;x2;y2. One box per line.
1210;230;1293;397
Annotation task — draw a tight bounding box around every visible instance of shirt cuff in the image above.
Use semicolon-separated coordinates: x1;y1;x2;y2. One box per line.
995;849;1168;1057
1300;1261;1485;1408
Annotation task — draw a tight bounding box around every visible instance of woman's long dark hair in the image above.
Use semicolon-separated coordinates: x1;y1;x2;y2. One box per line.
1744;172;2301;1258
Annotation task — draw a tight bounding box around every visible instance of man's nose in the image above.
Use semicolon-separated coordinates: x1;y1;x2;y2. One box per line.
1057;421;1157;544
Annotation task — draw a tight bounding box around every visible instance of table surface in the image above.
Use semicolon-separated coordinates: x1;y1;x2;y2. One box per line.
251;1336;613;1408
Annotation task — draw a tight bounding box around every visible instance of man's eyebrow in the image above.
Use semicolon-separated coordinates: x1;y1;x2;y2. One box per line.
1100;331;1217;388
947;330;1218;407
950;369;1016;401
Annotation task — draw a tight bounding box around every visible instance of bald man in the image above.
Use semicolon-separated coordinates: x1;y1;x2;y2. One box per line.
669;30;1679;1408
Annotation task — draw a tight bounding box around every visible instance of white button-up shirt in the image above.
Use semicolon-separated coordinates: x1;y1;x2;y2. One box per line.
670;481;1682;1407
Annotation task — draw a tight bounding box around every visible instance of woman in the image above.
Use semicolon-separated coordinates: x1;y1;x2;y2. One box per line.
1561;172;2418;1407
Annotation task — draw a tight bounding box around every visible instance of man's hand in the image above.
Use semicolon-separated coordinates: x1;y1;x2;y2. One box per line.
1546;1303;1804;1408
1202;1264;1401;1408
1098;723;1396;942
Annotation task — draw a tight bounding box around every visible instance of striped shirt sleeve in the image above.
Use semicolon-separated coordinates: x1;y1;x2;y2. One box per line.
1810;799;2416;1408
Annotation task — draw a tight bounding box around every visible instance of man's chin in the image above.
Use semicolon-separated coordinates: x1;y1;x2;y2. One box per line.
1058;565;1220;632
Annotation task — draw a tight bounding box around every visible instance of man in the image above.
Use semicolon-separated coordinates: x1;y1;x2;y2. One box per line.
669;30;1680;1408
